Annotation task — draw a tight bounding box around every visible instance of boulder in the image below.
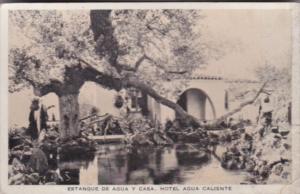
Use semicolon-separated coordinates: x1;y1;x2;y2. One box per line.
271;127;279;133
11;158;26;173
128;169;154;184
43;170;61;184
245;158;256;172
25;173;40;185
9;173;25;185
27;148;49;174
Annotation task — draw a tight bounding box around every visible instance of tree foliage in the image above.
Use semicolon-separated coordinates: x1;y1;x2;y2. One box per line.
9;10;112;94
9;10;206;97
91;10;206;95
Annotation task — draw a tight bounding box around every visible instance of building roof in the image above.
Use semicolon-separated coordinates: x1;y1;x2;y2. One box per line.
224;78;260;84
189;74;223;80
177;72;260;83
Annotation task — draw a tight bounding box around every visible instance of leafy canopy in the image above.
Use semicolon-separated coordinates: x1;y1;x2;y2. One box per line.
9;10;206;95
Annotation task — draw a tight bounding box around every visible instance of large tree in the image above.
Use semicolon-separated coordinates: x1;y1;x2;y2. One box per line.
9;10;264;138
9;10;115;138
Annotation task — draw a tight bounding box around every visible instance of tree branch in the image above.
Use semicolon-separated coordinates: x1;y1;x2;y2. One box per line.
124;77;193;117
144;54;188;74
146;24;167;36
33;79;63;97
212;81;268;125
115;52;187;74
113;54;148;72
78;58;200;124
79;58;123;91
79;57;267;129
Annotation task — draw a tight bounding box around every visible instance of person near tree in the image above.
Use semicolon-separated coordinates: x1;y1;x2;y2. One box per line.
27;98;53;141
258;94;273;137
27;98;41;140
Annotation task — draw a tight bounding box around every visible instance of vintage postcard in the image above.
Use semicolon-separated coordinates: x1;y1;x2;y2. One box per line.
0;2;300;194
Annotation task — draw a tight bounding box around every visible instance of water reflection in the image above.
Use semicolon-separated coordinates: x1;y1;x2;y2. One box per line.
57;144;247;185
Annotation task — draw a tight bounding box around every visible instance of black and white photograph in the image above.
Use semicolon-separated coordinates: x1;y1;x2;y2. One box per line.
1;3;299;192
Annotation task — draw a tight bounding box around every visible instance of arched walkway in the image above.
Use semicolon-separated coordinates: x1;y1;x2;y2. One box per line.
177;88;216;121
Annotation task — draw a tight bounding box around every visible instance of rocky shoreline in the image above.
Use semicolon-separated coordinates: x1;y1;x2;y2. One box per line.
216;123;291;184
8;116;291;185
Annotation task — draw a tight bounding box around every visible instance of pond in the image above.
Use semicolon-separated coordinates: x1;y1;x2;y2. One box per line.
57;144;248;185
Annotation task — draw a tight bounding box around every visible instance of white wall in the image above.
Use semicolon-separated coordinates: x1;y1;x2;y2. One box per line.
186;79;227;118
9;89;59;128
186;89;206;120
147;79;226;124
147;79;262;125
79;82;121;117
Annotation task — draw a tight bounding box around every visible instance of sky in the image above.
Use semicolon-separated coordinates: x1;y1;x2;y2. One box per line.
197;9;292;80
8;9;293;127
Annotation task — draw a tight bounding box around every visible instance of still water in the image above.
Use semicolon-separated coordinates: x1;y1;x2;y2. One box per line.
57;144;248;185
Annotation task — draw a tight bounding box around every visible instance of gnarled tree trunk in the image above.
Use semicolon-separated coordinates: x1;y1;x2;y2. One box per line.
34;66;84;139
58;93;80;139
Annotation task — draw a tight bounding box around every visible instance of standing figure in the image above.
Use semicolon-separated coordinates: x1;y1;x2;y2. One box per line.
258;95;273;137
288;102;292;125
260;95;273;126
27;98;50;141
28;98;41;140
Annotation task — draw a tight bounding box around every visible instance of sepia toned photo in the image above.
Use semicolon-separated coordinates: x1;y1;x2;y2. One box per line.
1;3;299;192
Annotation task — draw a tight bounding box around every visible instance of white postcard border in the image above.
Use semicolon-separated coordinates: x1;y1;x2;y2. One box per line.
1;3;299;194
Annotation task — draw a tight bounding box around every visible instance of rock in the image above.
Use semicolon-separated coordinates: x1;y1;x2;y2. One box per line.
271;127;279;133
245;159;256;172
45;182;57;185
9;173;25;185
12;144;24;151
283;143;291;150
225;159;239;170
259;165;271;179
218;120;291;184
221;146;245;170
208;133;219;145
281;171;290;180
152;133;165;145
25;173;40;184
22;151;32;164
10;150;23;161
12;158;26;173
40;141;57;157
273;164;284;176
68;140;79;146
9;137;23;150
161;134;174;145
78;137;88;145
27;148;48;174
128;169;154;184
43;170;61;183
46;130;59;140
272;138;281;149
280;131;290;137
244;133;253;141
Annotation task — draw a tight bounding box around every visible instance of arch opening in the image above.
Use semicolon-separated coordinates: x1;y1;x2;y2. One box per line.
176;88;216;121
